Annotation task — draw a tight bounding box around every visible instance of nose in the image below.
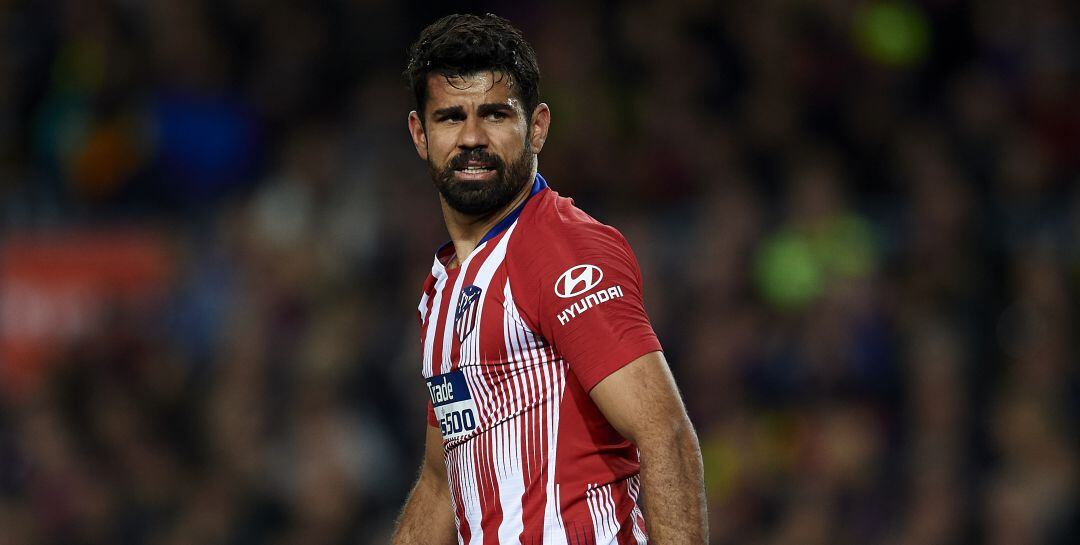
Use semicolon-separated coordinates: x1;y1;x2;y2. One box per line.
456;115;488;150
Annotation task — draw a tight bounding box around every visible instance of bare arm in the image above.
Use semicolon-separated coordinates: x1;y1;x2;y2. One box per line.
590;351;708;545
392;425;457;545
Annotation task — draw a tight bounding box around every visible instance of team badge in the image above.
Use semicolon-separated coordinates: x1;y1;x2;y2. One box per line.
454;285;483;342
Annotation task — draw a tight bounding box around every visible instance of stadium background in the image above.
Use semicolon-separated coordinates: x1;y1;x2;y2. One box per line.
1;0;1077;544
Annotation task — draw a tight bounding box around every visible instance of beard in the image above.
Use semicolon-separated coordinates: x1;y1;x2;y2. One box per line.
428;142;534;216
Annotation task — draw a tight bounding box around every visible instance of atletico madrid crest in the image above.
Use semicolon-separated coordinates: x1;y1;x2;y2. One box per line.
454;285;483;342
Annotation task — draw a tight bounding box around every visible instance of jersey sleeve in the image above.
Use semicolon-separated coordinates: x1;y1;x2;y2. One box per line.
527;223;662;391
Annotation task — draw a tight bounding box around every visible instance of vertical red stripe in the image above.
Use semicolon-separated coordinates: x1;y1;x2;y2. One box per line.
450;449;472;544
477;429;504;545
613;482;637;545
428;269;459;376
524;328;551;543
418;277;436;328
449;236;499;372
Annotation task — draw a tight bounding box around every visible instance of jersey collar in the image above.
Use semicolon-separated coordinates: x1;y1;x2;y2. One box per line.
432;172;549;270
478;172;548;246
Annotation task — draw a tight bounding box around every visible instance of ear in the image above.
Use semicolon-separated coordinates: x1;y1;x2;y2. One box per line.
528;103;551;154
407;110;428;160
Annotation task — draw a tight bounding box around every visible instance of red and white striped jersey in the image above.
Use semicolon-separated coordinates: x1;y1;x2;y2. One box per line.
418;173;661;545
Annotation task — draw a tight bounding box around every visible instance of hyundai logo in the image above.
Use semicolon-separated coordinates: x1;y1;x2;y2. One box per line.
555;264;603;298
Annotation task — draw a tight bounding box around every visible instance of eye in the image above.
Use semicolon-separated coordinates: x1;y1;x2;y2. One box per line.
434;111;465;124
485;111;508;121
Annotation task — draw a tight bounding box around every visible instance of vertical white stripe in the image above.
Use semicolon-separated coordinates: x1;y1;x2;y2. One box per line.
458;224;516;446
510;326;535;477
586;483;620;545
422;255;450;377
587;485;600;542
629;476;647;545
553;360;568;543
423;273;449;377
543;354;568;543
418;291;431;325
490;273;549;542
440;263;469;375
495;414;525;543
513;316;542;461
462;440;483;545
439;236;494;375
460;223;515;367
504;281;539;419
504;282;543;472
551;484;568;545
438;259;473;373
603;483;619;542
450;447;468;543
628;476;648;544
505;279;570;544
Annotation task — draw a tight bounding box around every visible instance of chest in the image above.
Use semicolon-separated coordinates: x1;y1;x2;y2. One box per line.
420;262;528;379
419;265;557;444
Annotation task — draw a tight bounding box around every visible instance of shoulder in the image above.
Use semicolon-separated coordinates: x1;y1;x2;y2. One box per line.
504;189;643;319
508;189;632;272
503;189;661;382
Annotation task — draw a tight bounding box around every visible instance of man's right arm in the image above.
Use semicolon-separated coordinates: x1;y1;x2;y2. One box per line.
392;425;456;545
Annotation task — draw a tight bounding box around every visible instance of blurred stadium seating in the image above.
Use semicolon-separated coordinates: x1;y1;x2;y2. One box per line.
0;1;1077;544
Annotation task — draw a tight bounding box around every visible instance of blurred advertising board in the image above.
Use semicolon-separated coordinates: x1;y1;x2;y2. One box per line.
0;229;174;397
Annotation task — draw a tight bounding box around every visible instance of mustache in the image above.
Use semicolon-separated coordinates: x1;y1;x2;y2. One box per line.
447;149;505;171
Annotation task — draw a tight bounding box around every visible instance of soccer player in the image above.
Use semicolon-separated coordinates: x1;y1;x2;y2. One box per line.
392;14;707;545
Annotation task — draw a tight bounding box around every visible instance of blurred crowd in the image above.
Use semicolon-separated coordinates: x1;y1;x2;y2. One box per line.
1;0;1078;544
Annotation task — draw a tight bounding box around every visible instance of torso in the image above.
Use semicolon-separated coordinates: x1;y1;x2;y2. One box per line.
417;174;656;544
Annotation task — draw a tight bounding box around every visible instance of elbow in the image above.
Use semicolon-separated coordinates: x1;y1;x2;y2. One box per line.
672;418;702;454
631;413;701;455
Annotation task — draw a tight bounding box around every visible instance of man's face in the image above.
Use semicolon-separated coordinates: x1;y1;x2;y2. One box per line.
408;71;549;216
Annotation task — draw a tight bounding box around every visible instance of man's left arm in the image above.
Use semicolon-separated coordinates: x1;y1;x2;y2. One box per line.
590;351;708;545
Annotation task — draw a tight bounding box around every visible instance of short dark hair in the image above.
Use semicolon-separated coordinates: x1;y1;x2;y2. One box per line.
405;14;540;120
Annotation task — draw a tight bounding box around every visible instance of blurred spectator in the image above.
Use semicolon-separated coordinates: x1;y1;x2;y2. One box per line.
0;0;1077;544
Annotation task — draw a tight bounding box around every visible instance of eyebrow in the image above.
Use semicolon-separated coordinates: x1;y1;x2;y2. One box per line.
431;103;516;119
477;103;515;116
432;105;462;118
432;105;464;119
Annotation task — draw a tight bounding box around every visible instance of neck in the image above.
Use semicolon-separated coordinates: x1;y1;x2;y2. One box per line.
441;170;536;268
